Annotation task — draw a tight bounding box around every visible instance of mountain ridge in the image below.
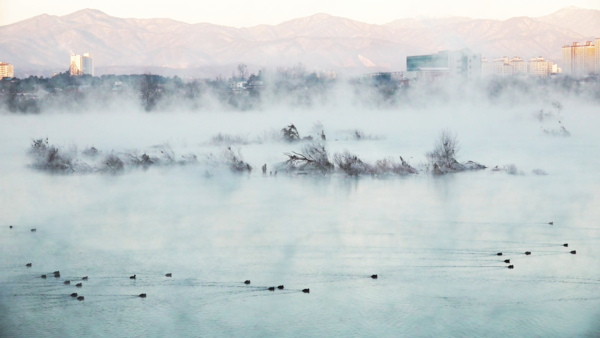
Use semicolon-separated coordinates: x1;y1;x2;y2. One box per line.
1;7;598;77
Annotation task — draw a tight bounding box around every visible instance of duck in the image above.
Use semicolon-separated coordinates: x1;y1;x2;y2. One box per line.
41;274;47;278
302;289;310;293
54;273;61;278
70;293;78;297
525;251;531;255
503;259;510;264
508;265;514;269
563;244;568;247
496;253;503;256
268;287;275;291
130;275;136;279
82;276;88;280
277;285;284;290
570;250;577;254
244;280;251;284
165;273;172;277
139;293;147;298
31;228;36;232
26;263;32;267
9;225;12;229
549;222;553;225
53;271;60;274
77;296;84;301
64;280;70;285
76;283;82;287
371;274;378;279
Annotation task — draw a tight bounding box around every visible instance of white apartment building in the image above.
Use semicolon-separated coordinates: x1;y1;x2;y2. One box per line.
482;56;556;77
0;62;14;78
561;41;595;76
70;53;94;76
406;49;482;80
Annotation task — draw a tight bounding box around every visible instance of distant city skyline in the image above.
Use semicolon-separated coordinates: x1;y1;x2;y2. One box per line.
1;0;600;27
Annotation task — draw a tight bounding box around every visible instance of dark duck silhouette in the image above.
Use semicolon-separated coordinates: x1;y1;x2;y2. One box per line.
563;244;568;247
268;287;275;291
508;265;514;269
165;273;172;277
31;228;36;232
26;263;32;267
130;275;136;279
302;289;310;293
77;296;84;301
371;275;378;279
139;293;147;298
41;274;46;278
570;250;576;254
76;283;82;287
9;225;12;229
525;251;531;255
504;259;510;264
70;293;78;297
277;285;284;290
82;276;88;280
64;280;70;285
496;253;503;256
244;280;251;284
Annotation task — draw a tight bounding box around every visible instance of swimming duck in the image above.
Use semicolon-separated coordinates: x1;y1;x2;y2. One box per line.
268;287;275;291
130;275;136;279
503;259;510;264
9;226;12;229
496;253;502;256
76;283;82;287
549;222;553;225
165;273;172;277
41;275;47;278
64;280;70;285
525;251;531;255
508;265;514;269
26;263;32;267
139;293;147;298
277;285;284;290
244;280;251;284
302;289;310;293
77;296;84;301
31;228;36;232
82;276;88;280
570;250;576;254
53;271;60;274
371;275;378;279
54;273;61;278
70;293;78;297
563;244;568;247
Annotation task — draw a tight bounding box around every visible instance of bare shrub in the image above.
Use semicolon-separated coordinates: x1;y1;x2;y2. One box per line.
375;156;418;175
27;138;74;173
504;163;518;175
425;130;485;174
283;142;333;173
210;133;249;146
344;129;384;141
221;147;252;173
542;125;571;137
82;146;100;158
281;124;300;142
333;150;375;176
100;153;124;173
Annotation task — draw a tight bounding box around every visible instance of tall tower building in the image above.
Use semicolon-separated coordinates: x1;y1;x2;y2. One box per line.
0;62;14;78
562;42;595;76
70;53;94;76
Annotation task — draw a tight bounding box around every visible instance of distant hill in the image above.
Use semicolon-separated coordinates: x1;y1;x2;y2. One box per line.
0;7;598;77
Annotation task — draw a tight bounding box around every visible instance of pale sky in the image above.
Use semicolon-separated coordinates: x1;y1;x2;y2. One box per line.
1;0;599;27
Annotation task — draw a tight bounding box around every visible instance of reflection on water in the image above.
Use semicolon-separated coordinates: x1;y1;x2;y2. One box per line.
1;107;600;337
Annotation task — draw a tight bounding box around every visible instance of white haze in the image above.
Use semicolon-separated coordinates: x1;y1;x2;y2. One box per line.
1;79;600;337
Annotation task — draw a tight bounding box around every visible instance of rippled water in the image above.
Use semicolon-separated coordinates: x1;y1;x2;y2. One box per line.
1;105;600;337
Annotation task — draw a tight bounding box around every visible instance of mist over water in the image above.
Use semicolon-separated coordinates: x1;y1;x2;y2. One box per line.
1;84;600;337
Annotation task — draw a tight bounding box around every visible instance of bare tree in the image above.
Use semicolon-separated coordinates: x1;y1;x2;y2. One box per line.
283;142;333;173
139;74;160;111
237;64;248;81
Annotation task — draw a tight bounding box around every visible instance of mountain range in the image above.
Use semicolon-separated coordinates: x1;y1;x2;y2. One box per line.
0;7;598;77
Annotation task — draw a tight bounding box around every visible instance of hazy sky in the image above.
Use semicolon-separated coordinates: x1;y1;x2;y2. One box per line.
1;0;599;27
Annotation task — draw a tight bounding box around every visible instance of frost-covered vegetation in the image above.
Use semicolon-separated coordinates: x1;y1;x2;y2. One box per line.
425;130;486;174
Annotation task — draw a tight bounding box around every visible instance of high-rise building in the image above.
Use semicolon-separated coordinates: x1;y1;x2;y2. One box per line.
596;38;600;75
0;62;14;79
482;57;513;77
528;57;554;78
509;57;528;75
406;49;482;80
70;53;94;76
561;41;595;76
